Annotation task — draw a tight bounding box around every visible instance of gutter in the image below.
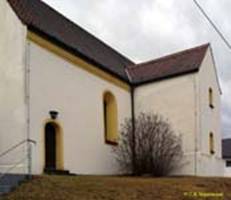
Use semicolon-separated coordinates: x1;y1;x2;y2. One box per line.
126;68;136;174
28;26;204;91
193;74;198;176
131;86;136;173
28;26;132;85
25;39;32;175
130;69;199;87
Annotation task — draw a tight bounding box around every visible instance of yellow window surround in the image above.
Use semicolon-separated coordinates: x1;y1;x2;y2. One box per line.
103;91;118;145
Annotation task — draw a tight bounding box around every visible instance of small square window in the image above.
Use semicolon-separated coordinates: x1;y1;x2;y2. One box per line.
226;160;231;167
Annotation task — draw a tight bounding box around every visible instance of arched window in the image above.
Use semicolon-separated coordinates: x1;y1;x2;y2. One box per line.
209;132;215;155
209;88;214;108
103;91;118;145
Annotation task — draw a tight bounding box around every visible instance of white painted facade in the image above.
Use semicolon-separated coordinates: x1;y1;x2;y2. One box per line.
0;0;28;173
224;159;231;176
28;41;131;174
0;1;224;176
196;49;224;176
134;73;197;175
134;49;224;176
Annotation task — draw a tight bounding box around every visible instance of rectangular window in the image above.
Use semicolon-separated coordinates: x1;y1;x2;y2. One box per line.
226;160;231;167
209;88;214;109
103;100;107;136
103;92;118;145
209;132;215;155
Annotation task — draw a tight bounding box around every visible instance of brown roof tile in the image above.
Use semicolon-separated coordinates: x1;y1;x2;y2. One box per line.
7;0;134;82
7;0;209;86
127;44;209;85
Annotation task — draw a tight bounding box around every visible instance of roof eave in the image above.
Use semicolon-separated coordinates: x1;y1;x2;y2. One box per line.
27;25;130;84
208;45;223;95
130;69;199;87
222;156;231;160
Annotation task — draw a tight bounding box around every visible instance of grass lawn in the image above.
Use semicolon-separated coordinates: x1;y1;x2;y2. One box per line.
2;175;231;200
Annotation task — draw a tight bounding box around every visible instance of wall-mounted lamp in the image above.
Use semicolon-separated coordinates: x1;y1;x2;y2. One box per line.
49;110;59;120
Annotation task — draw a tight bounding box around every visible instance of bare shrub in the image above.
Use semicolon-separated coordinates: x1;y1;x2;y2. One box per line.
113;112;183;177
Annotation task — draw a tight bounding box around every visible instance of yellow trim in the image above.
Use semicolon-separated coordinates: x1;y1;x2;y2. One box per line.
103;91;118;144
43;119;64;170
27;31;130;91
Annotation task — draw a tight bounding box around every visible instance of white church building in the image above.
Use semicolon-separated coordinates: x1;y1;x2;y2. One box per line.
0;0;224;176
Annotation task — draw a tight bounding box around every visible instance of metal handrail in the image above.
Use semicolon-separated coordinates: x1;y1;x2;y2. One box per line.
0;139;36;159
0;156;28;180
0;139;36;182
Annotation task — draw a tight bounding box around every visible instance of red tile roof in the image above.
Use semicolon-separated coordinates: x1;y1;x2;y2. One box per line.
7;0;209;86
7;0;134;82
127;44;209;85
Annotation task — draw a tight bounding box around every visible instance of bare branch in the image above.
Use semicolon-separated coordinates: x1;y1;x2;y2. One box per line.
113;112;183;176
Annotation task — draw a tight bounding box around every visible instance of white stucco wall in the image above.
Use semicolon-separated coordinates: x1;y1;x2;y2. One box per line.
196;49;224;176
224;160;231;177
134;73;198;175
134;48;224;176
225;168;231;176
28;41;131;175
1;0;223;177
0;1;27;173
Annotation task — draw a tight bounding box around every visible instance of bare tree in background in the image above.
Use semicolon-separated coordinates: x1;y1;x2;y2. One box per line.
113;113;183;177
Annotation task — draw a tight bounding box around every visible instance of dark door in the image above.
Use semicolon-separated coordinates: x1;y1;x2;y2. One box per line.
45;123;56;170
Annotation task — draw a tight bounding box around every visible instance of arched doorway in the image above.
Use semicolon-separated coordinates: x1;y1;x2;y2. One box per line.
45;123;56;170
44;122;64;172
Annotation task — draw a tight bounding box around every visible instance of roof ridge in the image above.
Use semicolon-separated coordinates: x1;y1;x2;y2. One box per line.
128;43;209;70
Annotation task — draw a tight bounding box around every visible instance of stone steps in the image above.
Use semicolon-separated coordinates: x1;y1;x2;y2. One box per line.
44;168;72;175
0;174;27;195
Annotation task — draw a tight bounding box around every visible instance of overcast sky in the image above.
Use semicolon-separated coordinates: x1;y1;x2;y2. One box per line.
42;0;231;138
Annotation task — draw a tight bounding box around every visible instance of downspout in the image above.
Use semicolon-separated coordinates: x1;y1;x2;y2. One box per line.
193;75;198;176
131;85;136;175
25;39;32;177
126;68;136;175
